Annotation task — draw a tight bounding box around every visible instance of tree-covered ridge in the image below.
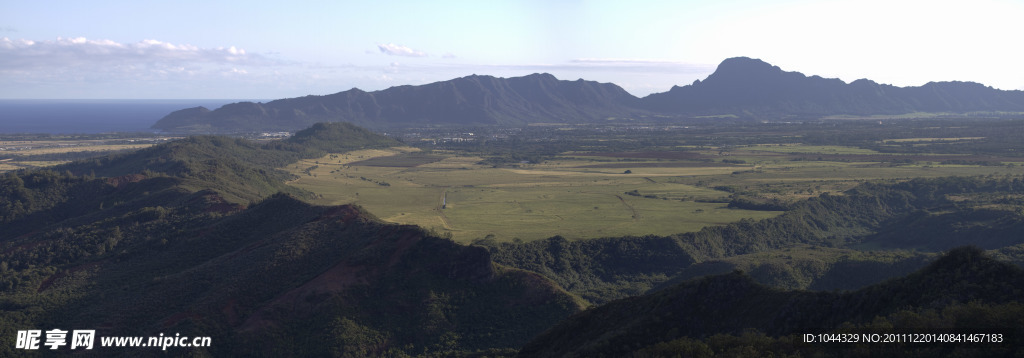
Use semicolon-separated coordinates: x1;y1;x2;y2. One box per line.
485;176;1024;304
48;122;398;203
0;124;586;357
285;121;402;155
1;193;584;357
518;247;1024;358
1;122;397;243
657;246;935;292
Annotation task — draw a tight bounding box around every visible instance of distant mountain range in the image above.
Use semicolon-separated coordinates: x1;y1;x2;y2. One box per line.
643;57;1024;117
152;57;1024;132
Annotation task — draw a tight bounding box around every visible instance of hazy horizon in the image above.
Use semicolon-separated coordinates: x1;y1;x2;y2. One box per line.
0;99;253;133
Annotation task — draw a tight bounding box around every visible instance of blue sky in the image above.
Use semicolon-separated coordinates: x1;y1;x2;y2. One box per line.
1;0;1022;99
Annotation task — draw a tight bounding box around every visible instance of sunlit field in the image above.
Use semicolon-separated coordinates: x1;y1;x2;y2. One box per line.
284;142;1023;243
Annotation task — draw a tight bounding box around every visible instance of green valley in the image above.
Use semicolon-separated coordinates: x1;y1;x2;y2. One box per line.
283;120;1024;243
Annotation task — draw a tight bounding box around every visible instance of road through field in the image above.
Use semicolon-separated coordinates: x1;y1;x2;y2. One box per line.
436;187;452;229
613;194;641;221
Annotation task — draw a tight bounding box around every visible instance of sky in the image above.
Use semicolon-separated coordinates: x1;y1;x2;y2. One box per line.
1;0;1022;99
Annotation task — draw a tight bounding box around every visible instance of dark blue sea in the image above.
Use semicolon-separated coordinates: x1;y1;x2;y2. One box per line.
0;99;256;134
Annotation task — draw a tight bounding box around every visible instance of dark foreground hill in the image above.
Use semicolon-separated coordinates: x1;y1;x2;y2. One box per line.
519;247;1024;357
152;57;1024;132
0;123;582;356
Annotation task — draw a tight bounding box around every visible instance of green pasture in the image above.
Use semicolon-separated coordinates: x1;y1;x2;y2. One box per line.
284;149;781;243
740;144;883;155
284;144;1023;243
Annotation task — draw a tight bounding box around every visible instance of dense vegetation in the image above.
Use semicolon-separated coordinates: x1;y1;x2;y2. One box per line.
520;247;1024;358
482;176;1024;304
4;119;1024;356
1;123;585;357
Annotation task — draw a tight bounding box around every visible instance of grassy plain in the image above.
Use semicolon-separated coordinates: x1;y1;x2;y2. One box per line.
285;142;1024;243
284;148;781;243
0;138;173;172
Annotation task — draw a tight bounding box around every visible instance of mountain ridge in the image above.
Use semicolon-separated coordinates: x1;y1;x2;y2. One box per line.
153;72;638;131
642;57;1024;116
152;57;1024;132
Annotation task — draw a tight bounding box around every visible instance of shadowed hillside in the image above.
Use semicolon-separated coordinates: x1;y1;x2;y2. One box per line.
519;247;1024;357
0;123;582;357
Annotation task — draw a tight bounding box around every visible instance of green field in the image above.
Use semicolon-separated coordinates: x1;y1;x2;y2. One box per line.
285;148;781;243
284;143;1024;243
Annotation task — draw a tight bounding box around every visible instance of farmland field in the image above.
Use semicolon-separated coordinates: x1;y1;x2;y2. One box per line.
0;136;177;172
284;148;782;243
284;141;1023;243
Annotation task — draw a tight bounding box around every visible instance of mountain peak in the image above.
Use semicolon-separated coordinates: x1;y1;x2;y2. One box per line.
701;56;788;87
717;56;778;72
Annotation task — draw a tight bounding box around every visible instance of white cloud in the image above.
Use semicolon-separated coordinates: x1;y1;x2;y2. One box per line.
377;43;427;57
0;37;286;98
0;37;268;70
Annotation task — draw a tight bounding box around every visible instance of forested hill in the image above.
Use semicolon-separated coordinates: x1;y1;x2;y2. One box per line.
152;57;1024;132
0;122;583;356
519;247;1024;357
483;176;1024;305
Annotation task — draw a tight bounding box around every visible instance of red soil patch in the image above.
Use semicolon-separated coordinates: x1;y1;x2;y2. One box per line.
37;261;101;293
237;263;371;333
576;151;711;160
105;174;146;188
188;192;244;214
579;162;738;169
314;205;364;223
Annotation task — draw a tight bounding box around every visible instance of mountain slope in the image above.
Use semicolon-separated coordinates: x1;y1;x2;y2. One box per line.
43;195;583;356
519;247;1024;357
641;57;1024;117
485;176;1024;305
0;123;582;356
152;73;639;131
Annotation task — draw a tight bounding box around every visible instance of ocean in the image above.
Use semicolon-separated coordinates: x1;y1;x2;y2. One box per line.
0;99;255;134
